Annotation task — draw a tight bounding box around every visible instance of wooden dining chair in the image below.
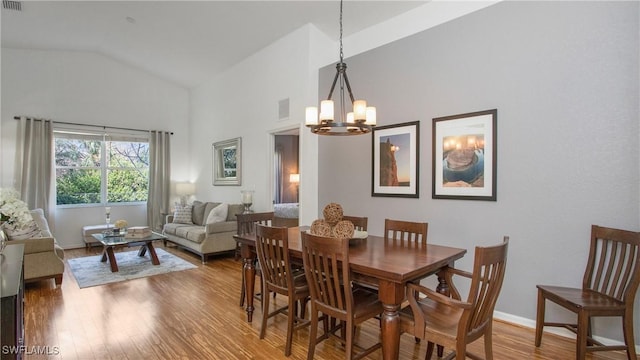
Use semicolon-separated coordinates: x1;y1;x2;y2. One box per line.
400;237;509;360
342;215;368;231
301;231;383;360
535;225;640;360
385;218;428;246
355;219;429;293
237;211;274;307
255;224;310;356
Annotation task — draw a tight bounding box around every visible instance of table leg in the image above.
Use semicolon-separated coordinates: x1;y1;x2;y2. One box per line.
240;243;256;323
101;246;119;272
145;242;160;265
435;268;453;357
378;280;404;360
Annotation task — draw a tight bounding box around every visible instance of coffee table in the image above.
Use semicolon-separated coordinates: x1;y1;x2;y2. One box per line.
91;231;167;272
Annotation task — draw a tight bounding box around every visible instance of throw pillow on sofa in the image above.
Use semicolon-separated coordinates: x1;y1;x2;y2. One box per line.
206;203;228;224
2;218;42;240
173;204;194;224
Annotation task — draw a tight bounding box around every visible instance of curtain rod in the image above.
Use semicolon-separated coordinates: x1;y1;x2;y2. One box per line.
13;116;173;135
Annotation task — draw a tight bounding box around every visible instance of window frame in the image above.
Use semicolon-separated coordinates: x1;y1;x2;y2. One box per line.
54;129;150;208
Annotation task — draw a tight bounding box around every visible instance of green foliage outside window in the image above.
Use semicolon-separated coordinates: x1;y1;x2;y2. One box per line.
55;136;149;205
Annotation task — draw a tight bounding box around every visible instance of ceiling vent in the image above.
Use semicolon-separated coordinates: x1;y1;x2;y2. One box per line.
2;0;22;11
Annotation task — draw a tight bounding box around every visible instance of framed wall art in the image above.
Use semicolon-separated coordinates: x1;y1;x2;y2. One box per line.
372;121;419;198
432;109;497;201
213;137;242;186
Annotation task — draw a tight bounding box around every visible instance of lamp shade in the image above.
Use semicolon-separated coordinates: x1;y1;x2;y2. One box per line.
176;182;196;196
289;173;300;184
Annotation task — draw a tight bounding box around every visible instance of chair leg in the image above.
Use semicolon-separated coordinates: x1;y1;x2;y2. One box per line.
259;288;271;340
345;319;354;360
299;297;308;319
484;321;494;360
54;274;63;285
576;311;589;360
425;342;434;360
307;310;319;360
535;290;545;347
622;313;637;360
285;298;296;356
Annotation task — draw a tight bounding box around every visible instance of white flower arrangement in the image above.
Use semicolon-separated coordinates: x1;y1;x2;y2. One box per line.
114;219;128;229
0;188;32;229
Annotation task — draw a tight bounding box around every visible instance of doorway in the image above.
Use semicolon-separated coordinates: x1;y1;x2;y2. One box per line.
272;127;299;205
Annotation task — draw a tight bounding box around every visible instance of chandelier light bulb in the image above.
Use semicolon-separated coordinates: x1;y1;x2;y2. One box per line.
353;100;367;121
365;106;377;125
305;106;318;126
319;100;334;122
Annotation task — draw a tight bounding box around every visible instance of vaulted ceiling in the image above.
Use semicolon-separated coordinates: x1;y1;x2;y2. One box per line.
1;1;427;88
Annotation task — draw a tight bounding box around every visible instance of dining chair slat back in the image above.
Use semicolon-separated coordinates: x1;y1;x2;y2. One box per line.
342;215;368;231
402;237;509;360
301;231;383;360
384;219;428;246
535;225;640;360
236;211;275;307
255;224;310;356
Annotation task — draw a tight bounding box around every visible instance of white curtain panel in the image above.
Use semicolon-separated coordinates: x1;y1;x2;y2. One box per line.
147;131;171;231
15;117;56;230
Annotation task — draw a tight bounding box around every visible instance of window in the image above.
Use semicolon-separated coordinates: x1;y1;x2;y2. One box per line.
55;130;149;206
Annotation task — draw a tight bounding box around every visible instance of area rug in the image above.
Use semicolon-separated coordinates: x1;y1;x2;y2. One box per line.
67;248;197;288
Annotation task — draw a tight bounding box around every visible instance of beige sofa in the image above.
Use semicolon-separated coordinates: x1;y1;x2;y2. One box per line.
163;201;244;263
8;209;65;285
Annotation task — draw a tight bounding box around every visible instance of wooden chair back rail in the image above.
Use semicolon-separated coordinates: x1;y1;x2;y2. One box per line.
259;236;289;290
468;255;508;331
384;219;428;245
584;227;640;301
342;215;368;231
236;212;275;235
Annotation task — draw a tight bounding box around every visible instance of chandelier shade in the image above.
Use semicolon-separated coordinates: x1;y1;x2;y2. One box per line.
305;0;376;136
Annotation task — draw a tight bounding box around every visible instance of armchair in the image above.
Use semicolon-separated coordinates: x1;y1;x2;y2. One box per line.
8;209;64;285
400;237;509;360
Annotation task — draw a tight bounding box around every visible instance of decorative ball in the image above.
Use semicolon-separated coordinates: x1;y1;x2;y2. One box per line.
310;219;332;237
332;220;355;239
322;203;344;225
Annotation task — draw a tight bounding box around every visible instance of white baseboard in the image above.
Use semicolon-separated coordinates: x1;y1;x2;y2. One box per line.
493;311;640;354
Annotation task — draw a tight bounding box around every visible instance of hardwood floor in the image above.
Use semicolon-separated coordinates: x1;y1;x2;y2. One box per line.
23;244;634;360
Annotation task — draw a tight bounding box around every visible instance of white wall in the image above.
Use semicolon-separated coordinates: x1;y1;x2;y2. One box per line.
317;1;639;346
1;48;189;248
189;25;333;226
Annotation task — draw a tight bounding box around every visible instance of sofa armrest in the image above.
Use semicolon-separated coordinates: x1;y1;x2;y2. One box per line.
166;214;174;224
205;221;237;235
9;237;55;255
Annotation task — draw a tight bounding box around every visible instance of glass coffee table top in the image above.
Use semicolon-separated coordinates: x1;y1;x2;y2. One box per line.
91;231;166;246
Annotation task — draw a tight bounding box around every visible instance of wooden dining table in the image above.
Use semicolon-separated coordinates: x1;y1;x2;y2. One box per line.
234;226;467;360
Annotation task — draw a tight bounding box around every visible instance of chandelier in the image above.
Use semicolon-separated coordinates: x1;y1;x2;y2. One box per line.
305;0;376;136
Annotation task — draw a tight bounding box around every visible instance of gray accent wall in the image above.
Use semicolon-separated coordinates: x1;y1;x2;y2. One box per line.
317;1;639;343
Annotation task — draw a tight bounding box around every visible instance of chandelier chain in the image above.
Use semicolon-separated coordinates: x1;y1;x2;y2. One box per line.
339;0;344;63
